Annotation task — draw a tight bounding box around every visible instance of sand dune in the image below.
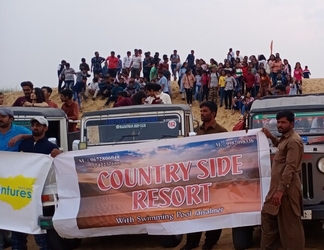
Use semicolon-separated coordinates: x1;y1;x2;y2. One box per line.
3;78;324;131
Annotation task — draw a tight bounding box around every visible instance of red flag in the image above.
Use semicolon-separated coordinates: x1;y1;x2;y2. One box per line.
270;40;273;55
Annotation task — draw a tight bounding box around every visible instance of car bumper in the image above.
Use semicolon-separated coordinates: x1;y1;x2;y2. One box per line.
302;204;324;220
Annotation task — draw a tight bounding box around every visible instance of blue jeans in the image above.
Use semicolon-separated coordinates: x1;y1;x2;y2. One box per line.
219;87;225;106
195;85;201;101
12;231;50;250
73;91;81;109
233;100;243;110
64;80;74;90
180;78;184;93
271;72;278;86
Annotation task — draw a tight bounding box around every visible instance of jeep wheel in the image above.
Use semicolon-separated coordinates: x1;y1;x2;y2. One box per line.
47;229;82;250
232;226;254;250
3;230;12;247
159;235;183;248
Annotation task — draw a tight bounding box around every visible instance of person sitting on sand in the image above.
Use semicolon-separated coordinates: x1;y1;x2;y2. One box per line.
231;91;244;114
241;92;254;115
23;87;49;107
104;81;123;106
113;91;147;107
124;80;137;97
88;77;100;101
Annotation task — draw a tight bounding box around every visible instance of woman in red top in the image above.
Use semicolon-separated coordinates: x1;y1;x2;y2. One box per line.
294;62;303;94
259;68;271;97
201;70;210;102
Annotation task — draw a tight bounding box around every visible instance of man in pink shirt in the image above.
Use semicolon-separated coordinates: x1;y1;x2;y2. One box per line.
106;51;119;78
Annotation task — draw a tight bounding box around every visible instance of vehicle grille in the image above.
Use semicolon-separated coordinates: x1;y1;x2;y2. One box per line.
301;162;314;199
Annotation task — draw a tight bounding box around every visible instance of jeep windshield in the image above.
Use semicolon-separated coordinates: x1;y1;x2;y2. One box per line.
252;111;324;144
84;114;181;145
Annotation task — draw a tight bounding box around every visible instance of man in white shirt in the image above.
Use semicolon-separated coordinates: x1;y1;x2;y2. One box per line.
227;48;235;62
123;51;132;75
87;78;100;100
144;83;172;104
129;49;142;78
235;50;244;62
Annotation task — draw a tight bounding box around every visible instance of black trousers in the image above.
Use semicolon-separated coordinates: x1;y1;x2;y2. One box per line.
186;229;222;245
108;68;117;78
201;85;209;102
224;89;233;108
185;88;193;104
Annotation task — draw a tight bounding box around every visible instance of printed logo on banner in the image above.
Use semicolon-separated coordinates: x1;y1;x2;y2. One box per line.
0;175;35;210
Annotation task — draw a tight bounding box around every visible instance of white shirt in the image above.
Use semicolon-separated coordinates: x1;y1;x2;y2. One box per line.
131;55;141;68
89;82;99;90
159;92;172;104
145;92;172;104
123;56;132;68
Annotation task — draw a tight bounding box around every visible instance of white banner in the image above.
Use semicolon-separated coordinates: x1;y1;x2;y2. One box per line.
53;129;271;238
0;152;52;234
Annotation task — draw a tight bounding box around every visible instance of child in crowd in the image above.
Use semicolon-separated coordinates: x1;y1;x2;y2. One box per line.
194;70;202;102
289;78;298;95
224;71;236;109
255;91;262;100
242;92;254;115
276;73;283;86
303;66;311;78
209;67;219;104
201;70;210;102
232;91;244;114
218;70;226;107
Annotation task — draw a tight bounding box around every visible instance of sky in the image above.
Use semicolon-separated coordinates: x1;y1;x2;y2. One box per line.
0;0;323;90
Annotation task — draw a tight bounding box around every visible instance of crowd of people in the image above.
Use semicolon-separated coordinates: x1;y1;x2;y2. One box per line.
0;48;313;250
0;48;311;131
54;48;310;115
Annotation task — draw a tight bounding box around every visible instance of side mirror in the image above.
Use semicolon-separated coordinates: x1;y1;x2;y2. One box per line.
72;140;80;151
48;137;57;145
72;140;87;150
189;132;197;137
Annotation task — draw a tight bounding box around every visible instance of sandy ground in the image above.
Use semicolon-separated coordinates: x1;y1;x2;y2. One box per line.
8;221;324;250
3;78;324;249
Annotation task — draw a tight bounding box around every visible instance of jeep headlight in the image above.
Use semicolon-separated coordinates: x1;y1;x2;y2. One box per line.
317;158;324;174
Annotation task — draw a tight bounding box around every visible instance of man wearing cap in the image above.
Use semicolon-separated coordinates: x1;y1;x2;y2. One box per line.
18;117;62;156
11;116;62;250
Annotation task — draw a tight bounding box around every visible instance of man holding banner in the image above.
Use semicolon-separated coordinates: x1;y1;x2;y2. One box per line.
180;101;227;250
261;110;305;250
0;107;32;250
11;116;62;250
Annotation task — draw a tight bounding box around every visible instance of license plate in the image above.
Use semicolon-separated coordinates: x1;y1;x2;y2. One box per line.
301;210;312;220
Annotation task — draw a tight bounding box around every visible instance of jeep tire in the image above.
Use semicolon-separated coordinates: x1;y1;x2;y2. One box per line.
159;234;183;248
232;226;254;250
47;229;82;250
